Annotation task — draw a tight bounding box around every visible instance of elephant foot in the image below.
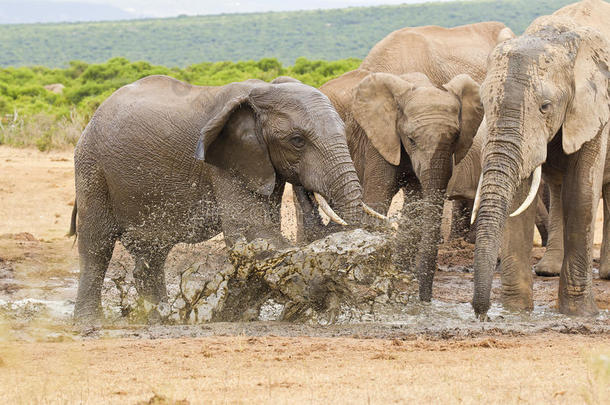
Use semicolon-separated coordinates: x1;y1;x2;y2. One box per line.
501;297;534;313
417;280;433;302
558;294;598;317
600;263;610;280
73;303;103;328
534;251;562;277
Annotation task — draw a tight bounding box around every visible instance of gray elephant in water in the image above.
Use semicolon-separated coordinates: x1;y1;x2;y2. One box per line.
69;75;382;323
470;0;610;318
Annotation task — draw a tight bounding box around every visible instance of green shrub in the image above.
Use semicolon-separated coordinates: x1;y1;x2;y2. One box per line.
0;57;360;150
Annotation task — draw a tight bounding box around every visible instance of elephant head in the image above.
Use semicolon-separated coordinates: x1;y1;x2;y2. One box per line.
352;71;482;195
350;71;482;300
471;20;610;318
195;77;382;231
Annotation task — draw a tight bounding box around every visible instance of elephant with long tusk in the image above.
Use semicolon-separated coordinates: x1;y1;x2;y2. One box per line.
470;0;610;318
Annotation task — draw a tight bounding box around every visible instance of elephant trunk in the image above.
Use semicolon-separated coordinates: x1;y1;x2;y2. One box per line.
472;134;521;318
415;153;453;301
319;143;366;225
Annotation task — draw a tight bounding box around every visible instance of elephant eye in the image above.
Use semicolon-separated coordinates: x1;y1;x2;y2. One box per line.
540;100;552;114
289;134;306;149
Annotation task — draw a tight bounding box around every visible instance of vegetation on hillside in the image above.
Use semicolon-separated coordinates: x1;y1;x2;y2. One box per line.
0;0;575;67
0;57;361;150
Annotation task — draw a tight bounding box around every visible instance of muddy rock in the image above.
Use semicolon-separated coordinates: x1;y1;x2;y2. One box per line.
174;229;416;324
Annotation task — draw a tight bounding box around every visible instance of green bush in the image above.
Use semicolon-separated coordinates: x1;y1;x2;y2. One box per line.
0;57;360;150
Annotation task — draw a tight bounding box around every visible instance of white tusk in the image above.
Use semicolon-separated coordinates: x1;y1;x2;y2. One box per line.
314;192;348;226
362;202;388;221
470;174;483;225
509;165;542;218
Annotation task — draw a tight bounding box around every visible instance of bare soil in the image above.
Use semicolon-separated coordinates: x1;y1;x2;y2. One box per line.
0;146;609;403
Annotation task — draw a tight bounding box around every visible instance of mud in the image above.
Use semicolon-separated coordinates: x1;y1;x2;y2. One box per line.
1;234;608;342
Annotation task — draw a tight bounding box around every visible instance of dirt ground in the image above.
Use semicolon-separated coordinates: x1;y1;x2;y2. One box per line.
0;334;608;404
0;145;609;403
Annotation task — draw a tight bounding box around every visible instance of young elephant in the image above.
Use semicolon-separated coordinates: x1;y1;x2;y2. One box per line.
471;0;610;318
313;69;483;302
70;75;374;324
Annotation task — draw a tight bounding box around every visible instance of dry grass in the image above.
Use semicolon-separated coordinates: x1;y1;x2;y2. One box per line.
0;111;84;151
0;334;608;404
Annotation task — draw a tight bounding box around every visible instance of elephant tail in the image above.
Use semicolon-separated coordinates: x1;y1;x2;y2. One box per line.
67;200;77;238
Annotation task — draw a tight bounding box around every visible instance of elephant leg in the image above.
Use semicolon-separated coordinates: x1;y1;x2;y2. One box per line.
131;248;171;305
214;172;287;248
73;189;118;324
558;142;605;316
361;144;400;214
449;199;474;242
499;179;536;311
534;187;549;247
535;182;564;276
599;183;610;280
393;182;423;284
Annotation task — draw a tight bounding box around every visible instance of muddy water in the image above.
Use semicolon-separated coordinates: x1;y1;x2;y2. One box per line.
1;233;608;342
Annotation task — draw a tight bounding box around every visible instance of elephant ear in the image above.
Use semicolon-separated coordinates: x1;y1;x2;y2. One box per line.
563;28;610;155
195;92;276;197
443;74;483;164
352;73;414;166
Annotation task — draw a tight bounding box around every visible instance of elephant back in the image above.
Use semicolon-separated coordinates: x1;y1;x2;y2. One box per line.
360;21;512;85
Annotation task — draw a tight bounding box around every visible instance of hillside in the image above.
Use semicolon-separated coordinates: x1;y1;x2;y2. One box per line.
0;0;575;67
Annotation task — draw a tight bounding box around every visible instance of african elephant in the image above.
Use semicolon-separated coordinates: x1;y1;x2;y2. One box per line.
70;75;380;323
471;0;610;318
447;122;609;312
306;22;515;302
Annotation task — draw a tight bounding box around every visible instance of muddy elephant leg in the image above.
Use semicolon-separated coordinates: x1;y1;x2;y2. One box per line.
500;180;536;311
599;183;610;280
74;228;116;324
449;199;474;242
558;143;604;316
361;144;400;214
73;192;118;324
535;187;549;247
214;173;287;248
132;248;171;305
535;182;564;276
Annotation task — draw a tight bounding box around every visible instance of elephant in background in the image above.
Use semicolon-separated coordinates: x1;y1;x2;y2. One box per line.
471;0;610;318
70;75;380;324
298;22;515;302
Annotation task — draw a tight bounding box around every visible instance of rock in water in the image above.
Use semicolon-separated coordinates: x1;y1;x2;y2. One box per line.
182;229;416;324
